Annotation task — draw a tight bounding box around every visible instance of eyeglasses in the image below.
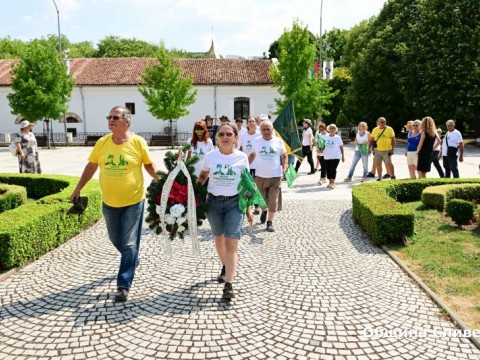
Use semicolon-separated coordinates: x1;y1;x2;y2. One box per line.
413;124;419;127
217;132;234;138
378;121;386;124
106;115;123;121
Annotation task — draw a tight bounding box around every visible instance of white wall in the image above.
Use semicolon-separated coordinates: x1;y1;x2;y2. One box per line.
0;85;279;136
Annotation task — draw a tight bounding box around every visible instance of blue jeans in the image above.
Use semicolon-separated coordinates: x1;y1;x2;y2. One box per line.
347;151;369;178
207;194;244;239
102;200;144;289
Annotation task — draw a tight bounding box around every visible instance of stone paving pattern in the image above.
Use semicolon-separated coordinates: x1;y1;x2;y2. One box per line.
1;198;480;359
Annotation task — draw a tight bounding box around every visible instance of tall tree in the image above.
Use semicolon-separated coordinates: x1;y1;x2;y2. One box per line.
139;47;197;148
399;0;480;132
0;37;27;59
321;28;348;66
7;40;75;148
97;36;159;58
69;41;97;58
269;20;335;121
344;0;418;130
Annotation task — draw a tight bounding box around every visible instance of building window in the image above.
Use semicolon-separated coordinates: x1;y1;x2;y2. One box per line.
125;102;136;115
66;116;79;123
234;97;250;119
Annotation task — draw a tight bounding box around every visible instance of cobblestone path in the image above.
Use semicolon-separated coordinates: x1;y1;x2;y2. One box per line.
1;200;479;359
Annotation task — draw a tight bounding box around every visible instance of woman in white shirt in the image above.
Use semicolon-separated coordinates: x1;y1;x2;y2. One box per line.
323;124;345;189
198;123;251;300
187;121;214;179
294;119;315;174
344;122;370;182
315;122;328;184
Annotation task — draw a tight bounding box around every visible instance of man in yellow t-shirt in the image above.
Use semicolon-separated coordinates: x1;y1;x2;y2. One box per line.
369;117;396;180
71;106;158;302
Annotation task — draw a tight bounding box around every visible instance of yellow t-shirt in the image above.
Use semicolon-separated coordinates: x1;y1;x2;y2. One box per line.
88;133;153;207
371;126;395;151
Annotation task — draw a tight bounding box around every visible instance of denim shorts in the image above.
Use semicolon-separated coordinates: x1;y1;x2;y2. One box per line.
206;194;244;239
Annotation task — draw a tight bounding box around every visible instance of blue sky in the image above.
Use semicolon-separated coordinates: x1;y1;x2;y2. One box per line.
2;0;387;57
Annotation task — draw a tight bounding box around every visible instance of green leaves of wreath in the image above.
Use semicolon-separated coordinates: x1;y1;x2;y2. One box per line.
145;144;208;240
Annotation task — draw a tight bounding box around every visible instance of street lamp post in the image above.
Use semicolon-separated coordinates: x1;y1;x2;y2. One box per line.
52;0;69;146
319;0;324;77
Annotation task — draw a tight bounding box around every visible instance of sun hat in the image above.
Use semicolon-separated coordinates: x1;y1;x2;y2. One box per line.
20;120;31;129
304;119;312;126
258;114;269;121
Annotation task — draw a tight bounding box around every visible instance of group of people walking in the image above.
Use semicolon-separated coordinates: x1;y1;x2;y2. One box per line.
295;116;465;187
15;105;463;304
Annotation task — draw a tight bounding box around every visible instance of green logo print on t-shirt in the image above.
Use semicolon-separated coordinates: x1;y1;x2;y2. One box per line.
259;146;277;157
213;163;236;176
105;154;129;167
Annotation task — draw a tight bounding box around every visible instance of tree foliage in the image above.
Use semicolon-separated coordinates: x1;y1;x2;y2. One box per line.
7;40;74;122
269;20;335;121
139;47;197;146
96;36;159;58
321;28;348;66
343;0;479;132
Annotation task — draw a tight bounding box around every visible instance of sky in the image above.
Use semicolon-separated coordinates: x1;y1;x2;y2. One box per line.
2;0;387;58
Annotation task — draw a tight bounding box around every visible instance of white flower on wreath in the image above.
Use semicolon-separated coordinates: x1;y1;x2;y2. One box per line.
170;204;186;218
177;225;185;233
156;205;176;225
176;216;186;225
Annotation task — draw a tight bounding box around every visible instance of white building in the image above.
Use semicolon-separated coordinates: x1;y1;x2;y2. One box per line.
0;57;279;143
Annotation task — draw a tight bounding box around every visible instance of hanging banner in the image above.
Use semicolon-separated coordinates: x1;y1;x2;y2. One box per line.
323;60;334;80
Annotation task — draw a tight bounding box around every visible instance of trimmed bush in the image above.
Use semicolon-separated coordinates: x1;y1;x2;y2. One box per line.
0;173;102;270
352;178;480;245
446;199;476;226
0;184;27;212
422;184;480;211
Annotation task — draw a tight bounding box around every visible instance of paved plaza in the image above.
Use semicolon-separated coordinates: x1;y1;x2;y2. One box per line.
0;144;480;359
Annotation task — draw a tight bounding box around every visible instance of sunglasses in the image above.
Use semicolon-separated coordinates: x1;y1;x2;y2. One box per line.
413;124;419;127
218;132;234;138
106;115;123;121
194;129;205;133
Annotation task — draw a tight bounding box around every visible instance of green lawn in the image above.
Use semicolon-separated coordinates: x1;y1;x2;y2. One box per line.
387;201;480;329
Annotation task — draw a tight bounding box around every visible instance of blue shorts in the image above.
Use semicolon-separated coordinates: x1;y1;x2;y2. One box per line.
206;193;244;239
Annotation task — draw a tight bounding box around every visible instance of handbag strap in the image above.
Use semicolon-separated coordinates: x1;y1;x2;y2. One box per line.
375;127;387;141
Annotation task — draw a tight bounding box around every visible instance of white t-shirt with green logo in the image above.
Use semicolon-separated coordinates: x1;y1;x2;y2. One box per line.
239;131;260;169
251;137;286;178
201;149;250;196
188;138;214;176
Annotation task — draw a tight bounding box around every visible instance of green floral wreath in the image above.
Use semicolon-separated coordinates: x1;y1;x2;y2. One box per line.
145;144;208;240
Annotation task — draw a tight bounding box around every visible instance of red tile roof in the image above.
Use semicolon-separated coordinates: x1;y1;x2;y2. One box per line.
0;58;273;86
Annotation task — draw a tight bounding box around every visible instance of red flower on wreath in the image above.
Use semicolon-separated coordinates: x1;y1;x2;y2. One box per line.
169;180;188;205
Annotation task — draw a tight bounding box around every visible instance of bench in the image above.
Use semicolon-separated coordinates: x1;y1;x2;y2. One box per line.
150;134;177;146
36;136;47;147
85;135;103;146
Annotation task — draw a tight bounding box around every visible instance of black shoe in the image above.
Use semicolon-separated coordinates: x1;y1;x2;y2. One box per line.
114;287;129;302
217;265;226;284
391;175;396;179
253;207;260;215
382;174;391;179
222;282;235;299
366;172;375;178
266;221;275;232
308;171;316;175
260;211;267;224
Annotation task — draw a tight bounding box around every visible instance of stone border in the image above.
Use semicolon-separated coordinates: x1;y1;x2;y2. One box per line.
382;245;480;350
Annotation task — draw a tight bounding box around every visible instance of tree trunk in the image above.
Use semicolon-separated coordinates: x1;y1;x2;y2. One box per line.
45;118;51;149
170;119;174;149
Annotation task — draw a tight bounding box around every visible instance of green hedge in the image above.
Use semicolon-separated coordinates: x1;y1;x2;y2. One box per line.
0;174;102;270
352;178;480;245
422;184;480;211
0;184;27;212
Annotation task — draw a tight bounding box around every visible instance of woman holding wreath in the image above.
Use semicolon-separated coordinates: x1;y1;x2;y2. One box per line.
197;122;252;300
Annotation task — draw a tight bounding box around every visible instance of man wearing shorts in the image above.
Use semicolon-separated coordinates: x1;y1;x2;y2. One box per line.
248;121;287;232
370;117;396;181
